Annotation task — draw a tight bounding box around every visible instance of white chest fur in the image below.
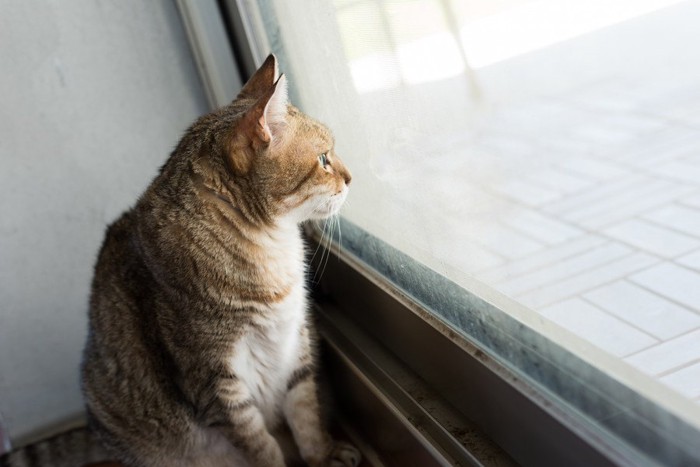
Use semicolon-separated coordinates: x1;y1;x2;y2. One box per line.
228;287;307;428
227;221;308;429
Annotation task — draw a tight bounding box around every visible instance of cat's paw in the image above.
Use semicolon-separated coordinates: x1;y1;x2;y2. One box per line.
326;441;361;467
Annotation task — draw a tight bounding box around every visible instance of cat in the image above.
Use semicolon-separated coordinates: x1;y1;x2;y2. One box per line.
80;54;360;467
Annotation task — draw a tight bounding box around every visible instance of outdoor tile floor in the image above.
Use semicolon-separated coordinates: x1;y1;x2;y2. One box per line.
441;78;700;403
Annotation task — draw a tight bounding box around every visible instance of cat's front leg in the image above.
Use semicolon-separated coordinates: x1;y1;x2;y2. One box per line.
212;377;286;467
283;370;361;467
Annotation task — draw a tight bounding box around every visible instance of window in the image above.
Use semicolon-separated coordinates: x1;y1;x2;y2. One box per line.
221;1;700;464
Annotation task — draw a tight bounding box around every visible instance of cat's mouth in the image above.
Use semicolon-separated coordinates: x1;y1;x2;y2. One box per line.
312;189;348;218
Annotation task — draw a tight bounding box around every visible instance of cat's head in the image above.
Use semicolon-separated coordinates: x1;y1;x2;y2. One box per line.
213;54;351;226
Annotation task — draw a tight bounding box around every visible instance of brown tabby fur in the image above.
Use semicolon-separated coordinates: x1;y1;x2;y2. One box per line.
80;55;358;467
0;427;108;467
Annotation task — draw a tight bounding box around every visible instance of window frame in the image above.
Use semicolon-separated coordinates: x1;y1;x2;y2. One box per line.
307;222;684;466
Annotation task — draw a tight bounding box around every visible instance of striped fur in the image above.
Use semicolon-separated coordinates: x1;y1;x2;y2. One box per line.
0;427;110;467
79;55;360;467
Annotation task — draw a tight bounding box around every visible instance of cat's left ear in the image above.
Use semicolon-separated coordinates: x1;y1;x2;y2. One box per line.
237;54;279;100
241;74;288;144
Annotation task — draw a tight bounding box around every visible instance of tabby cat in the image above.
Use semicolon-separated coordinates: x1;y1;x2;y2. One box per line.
80;55;359;467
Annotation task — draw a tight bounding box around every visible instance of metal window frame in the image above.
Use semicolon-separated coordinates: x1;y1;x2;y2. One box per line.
307;220;700;466
175;0;243;109
310;230;633;466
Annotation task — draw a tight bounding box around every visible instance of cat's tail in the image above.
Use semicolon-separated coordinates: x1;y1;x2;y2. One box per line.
0;426;113;467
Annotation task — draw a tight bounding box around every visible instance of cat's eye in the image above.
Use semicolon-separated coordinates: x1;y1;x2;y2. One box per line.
319;153;329;169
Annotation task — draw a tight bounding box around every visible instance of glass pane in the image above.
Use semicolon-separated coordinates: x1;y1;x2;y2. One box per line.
242;0;700;461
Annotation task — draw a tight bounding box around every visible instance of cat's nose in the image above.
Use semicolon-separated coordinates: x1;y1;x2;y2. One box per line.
343;171;352;185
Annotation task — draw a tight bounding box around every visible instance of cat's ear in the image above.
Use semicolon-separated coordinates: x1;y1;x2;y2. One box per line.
240;74;288;144
237;54;279;100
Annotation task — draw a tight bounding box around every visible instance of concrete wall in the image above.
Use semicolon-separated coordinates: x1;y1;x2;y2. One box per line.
0;0;208;444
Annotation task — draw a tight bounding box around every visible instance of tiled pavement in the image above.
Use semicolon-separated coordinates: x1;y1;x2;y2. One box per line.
435;78;700;403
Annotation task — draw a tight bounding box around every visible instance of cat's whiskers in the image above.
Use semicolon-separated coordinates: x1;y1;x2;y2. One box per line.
311;217;332;284
310;200;334;284
335;214;342;256
316;198;345;282
307;197;332;268
316;213;336;283
307;219;325;268
311;218;329;283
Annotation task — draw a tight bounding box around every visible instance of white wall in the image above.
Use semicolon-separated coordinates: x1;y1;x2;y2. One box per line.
0;0;208;444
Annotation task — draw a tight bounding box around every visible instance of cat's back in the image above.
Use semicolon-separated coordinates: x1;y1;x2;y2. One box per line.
88;210;147;325
82;210;195;461
93;210;135;275
84;209;152;380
